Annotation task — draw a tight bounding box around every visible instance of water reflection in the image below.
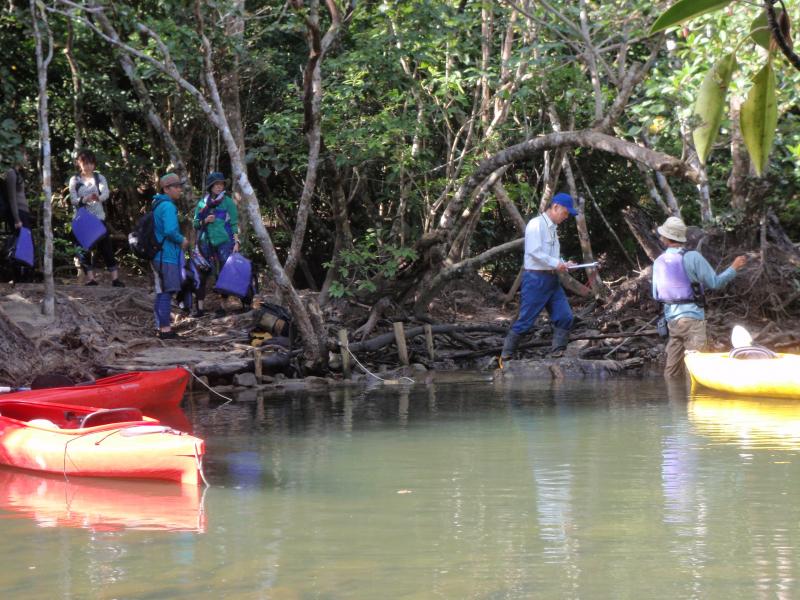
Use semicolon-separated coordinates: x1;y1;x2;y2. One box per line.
689;393;800;450
0;467;206;532
6;377;800;598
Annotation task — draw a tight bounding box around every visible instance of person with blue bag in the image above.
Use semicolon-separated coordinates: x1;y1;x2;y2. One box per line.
3;149;35;282
192;172;250;317
68;150;123;287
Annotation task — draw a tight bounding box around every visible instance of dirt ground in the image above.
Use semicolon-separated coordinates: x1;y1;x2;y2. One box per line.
2;236;800;390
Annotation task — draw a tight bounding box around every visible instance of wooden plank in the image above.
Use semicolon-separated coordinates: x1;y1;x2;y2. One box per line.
393;321;409;366
423;324;435;360
338;328;352;379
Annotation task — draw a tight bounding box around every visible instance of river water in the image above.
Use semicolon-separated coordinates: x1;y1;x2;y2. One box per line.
2;374;800;599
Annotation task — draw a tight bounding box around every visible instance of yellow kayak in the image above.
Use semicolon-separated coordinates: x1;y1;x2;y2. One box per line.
689;395;800;449
684;351;800;399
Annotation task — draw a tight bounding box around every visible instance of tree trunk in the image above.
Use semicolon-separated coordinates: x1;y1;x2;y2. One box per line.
219;0;250;239
64;21;84;155
319;160;354;305
284;0;349;282
623;206;662;262
728;95;750;215
93;8;193;213
562;156;603;297
31;0;55;317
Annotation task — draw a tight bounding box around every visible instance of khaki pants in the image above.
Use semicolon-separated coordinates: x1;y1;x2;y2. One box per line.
664;317;707;378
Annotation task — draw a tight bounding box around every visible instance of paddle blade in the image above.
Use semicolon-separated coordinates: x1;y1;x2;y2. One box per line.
731;325;753;348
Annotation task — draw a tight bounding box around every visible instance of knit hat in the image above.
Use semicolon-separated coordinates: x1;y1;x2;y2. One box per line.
160;172;181;190
657;216;687;243
552;192;578;216
205;172;226;191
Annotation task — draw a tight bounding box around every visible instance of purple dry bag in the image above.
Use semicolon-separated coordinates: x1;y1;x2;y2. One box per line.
14;227;34;267
72;207;107;250
214;253;252;298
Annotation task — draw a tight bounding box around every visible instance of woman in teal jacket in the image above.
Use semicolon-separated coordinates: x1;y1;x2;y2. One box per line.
192;172;241;316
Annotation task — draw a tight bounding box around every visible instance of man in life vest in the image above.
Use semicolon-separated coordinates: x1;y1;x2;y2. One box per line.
652;216;747;377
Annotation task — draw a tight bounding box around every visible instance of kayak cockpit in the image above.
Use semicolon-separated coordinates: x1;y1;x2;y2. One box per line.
0;402;144;430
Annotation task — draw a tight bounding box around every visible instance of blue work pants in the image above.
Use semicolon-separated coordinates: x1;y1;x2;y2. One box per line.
511;271;573;335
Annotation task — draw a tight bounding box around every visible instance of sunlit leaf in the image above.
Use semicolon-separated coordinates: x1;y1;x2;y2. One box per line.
692;53;737;164
740;62;778;176
651;0;733;34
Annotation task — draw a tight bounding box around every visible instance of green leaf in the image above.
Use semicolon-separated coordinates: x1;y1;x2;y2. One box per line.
692;53;737;164
750;8;782;50
650;0;733;34
740;62;778;176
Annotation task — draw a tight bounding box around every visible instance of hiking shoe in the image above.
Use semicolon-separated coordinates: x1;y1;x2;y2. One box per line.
112;279;125;288
157;331;178;340
85;280;98;286
214;308;226;318
192;309;205;318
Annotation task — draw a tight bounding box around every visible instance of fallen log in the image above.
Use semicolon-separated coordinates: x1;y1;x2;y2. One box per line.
347;323;507;353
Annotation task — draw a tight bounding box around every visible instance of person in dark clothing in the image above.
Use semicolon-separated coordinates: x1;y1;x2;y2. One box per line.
5;151;30;231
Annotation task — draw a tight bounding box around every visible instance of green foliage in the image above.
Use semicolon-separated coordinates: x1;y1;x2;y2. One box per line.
650;0;733;34
741;62;778;176
324;230;417;299
692;53;736;164
652;0;788;178
750;8;783;50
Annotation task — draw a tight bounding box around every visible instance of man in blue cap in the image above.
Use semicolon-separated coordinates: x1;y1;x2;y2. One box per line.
500;192;578;362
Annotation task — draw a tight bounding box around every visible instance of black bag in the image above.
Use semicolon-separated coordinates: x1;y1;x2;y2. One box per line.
128;201;163;260
252;301;293;338
657;317;669;339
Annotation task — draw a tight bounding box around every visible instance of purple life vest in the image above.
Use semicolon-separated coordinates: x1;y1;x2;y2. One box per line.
653;250;696;303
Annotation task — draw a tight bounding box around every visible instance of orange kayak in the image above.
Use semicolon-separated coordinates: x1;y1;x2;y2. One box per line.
0;400;205;485
0;467;207;532
1;368;190;410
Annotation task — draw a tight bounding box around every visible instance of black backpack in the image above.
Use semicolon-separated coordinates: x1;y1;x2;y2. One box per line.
128;199;164;260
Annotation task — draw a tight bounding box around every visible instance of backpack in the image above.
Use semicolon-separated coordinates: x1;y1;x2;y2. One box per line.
128;199;164;260
251;301;295;341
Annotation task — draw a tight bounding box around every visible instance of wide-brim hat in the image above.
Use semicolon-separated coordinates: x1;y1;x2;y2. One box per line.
205;172;227;190
552;192;578;216
657;216;687;243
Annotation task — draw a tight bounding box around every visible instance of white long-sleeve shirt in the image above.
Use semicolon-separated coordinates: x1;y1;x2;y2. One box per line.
523;212;560;270
69;172;110;221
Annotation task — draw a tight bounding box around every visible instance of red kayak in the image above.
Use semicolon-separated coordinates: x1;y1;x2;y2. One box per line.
0;400;205;485
0;368;189;411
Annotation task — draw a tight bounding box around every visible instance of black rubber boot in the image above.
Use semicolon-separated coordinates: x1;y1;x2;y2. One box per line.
550;327;570;357
501;331;521;360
